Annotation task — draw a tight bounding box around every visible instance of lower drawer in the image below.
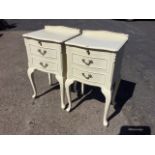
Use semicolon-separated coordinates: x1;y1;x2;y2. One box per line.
72;67;106;85
72;53;107;71
32;57;57;72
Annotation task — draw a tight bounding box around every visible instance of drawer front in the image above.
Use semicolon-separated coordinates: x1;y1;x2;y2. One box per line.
72;54;107;71
32;57;57;72
67;46;111;59
72;67;106;85
30;45;57;59
28;38;61;50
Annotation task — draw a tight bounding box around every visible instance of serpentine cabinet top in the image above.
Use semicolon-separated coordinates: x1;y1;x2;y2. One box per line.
65;30;129;52
23;25;81;43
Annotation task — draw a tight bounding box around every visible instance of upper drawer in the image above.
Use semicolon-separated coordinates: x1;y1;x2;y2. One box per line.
30;45;57;59
27;38;61;50
66;46;112;59
72;54;107;71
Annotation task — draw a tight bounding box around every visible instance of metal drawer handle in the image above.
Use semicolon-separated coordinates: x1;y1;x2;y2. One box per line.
82;73;92;79
82;59;93;66
40;62;48;68
38;49;47;56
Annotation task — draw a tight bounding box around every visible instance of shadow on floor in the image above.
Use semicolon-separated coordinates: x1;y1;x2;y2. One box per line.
35;82;59;99
70;82;105;111
119;126;151;135
108;80;136;121
70;80;136;121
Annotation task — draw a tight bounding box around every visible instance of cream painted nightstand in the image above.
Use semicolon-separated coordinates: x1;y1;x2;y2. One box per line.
23;26;80;109
65;30;129;126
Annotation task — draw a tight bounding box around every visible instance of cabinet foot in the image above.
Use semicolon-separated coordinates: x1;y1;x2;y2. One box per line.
61;104;66;110
32;94;36;99
103;120;109;127
66;106;71;112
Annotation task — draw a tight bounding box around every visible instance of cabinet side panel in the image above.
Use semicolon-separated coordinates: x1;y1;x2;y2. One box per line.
24;38;32;68
111;45;126;89
105;53;116;89
66;46;73;79
58;44;66;77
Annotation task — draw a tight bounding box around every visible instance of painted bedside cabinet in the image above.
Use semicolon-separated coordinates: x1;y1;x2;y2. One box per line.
23;26;80;109
65;30;129;126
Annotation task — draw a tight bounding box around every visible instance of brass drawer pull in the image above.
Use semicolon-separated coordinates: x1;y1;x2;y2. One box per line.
82;59;93;66
82;73;92;79
38;49;47;56
40;62;48;68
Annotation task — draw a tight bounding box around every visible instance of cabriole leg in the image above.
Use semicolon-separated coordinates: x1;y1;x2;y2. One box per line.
55;75;65;110
65;79;74;112
101;87;112;127
27;68;37;99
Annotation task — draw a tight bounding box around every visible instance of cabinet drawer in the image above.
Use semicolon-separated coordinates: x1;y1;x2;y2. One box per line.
67;46;111;59
32;57;57;72
72;54;107;71
72;67;106;85
30;45;57;59
28;38;61;50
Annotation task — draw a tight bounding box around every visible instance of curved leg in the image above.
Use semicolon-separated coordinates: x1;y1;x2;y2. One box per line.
55;75;65;110
65;79;74;112
112;79;120;105
81;83;84;95
27;68;37;99
48;73;53;86
101;87;112;127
